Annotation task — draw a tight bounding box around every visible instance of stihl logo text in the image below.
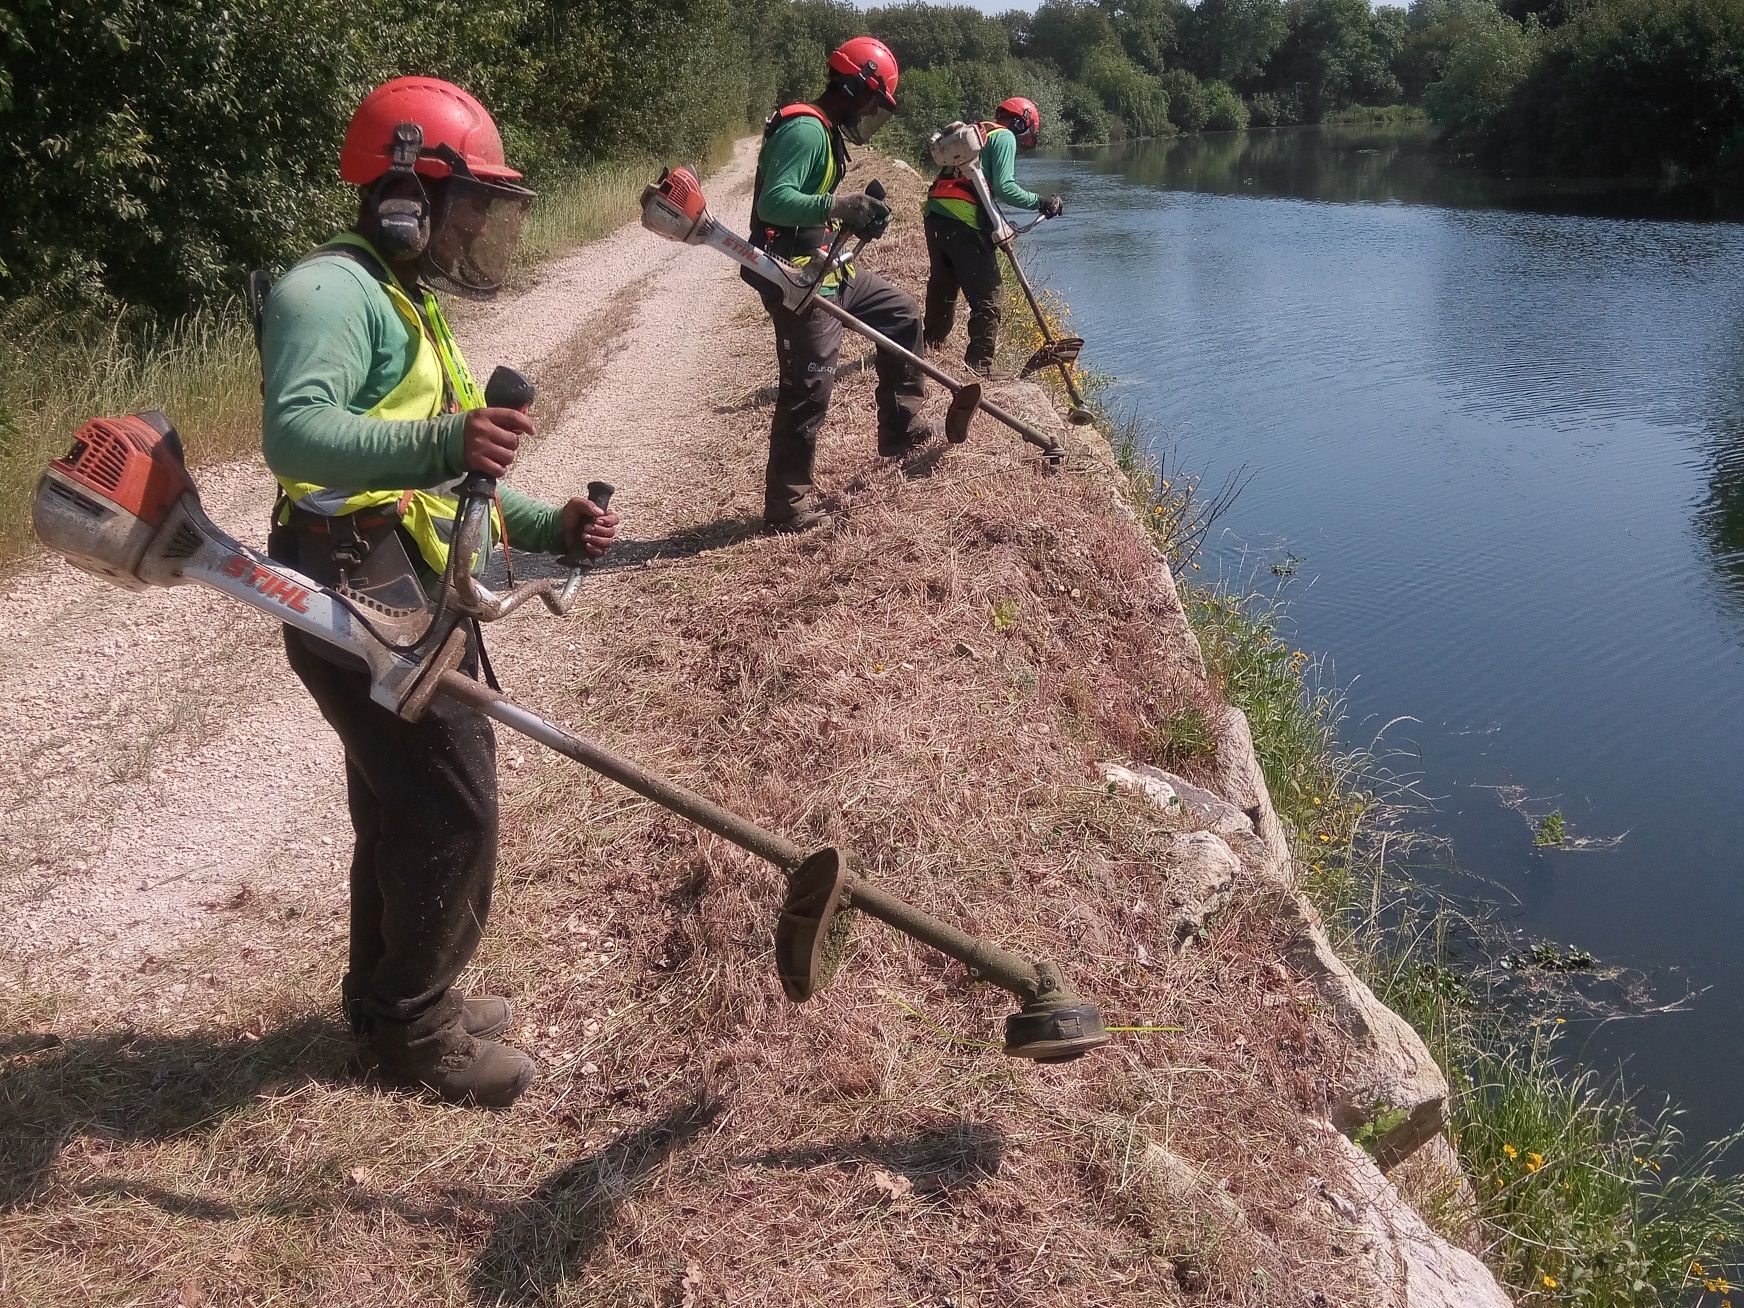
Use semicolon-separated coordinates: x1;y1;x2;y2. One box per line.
220;555;312;613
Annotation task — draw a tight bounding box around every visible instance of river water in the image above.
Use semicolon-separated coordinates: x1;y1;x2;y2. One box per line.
1017;126;1744;1147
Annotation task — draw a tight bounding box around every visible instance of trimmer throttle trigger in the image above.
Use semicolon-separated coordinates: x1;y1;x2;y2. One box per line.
484;365;536;412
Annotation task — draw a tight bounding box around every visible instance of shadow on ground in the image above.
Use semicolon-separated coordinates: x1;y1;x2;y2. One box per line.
469;1095;722;1304
0;1015;347;1210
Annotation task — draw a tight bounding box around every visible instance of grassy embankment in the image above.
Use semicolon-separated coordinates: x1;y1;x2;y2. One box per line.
6;151;1452;1308
0;137;736;567
1003;288;1744;1303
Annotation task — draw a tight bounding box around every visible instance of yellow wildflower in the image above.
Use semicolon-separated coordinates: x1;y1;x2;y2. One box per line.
1690;1261;1704;1276
1312;796;1323;806
1318;833;1331;844
1503;1143;1518;1160
1526;1152;1544;1173
1541;1274;1558;1289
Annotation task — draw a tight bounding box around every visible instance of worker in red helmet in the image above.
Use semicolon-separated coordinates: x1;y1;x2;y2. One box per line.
257;77;620;1108
923;96;1064;376
745;35;932;532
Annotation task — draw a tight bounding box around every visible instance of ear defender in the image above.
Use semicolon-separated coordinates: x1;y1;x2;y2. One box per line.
371;121;432;260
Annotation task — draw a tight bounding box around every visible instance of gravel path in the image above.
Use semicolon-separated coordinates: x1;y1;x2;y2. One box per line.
0;141;762;1004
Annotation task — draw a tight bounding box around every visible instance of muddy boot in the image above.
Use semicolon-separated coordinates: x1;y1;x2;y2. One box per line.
343;982;512;1040
366;1019;537;1109
764;492;835;534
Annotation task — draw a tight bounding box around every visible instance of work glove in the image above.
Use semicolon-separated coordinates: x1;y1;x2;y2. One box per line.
830;191;892;239
1041;194;1065;219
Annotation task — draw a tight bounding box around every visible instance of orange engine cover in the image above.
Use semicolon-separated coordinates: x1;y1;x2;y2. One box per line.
51;413;194;528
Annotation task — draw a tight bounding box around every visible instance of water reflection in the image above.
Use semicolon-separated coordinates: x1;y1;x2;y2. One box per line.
1698;316;1744;625
1066;127;1744;221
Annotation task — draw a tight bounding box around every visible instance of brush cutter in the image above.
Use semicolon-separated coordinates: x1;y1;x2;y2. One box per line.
639;167;1063;463
928;124;1094;427
31;402;1108;1064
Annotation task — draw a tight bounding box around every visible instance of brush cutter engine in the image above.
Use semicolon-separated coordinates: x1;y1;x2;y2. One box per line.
32;412;462;717
927;121;985;171
35;405;1104;1063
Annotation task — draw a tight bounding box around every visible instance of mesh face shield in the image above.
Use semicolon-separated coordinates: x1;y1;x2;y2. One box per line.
424;173;536;295
845;102;892;146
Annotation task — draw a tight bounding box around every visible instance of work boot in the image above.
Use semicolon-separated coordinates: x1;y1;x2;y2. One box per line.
765;507;834;534
344;988;513;1040
878;420;937;458
366;1026;538;1109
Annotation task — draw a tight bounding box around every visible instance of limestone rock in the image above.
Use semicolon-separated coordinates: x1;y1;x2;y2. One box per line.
1102;761;1255;839
1209;706;1292;882
1283;899;1451;1169
1159;830;1241;942
1320;1135;1514;1308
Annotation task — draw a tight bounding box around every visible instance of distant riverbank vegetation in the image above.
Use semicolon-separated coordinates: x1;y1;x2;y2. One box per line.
866;0;1744;188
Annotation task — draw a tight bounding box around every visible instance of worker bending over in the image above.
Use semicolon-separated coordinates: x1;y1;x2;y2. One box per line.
923;97;1063;376
746;36;933;533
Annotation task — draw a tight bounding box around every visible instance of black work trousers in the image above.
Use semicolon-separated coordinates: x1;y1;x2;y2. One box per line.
756;268;928;523
271;528;497;1064
923;212;1003;373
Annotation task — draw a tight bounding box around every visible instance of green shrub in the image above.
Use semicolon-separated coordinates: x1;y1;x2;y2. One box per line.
1423;4;1538;151
1080;42;1174;138
1060;79;1116;142
1158;68;1212;131
1203;78;1252;130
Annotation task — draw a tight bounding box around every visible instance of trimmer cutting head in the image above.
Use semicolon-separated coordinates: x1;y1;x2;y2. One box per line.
1020;337;1085;379
1004;997;1110;1062
945;381;981;444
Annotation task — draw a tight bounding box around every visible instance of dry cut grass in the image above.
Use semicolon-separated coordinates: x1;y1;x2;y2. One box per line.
1;153;1395;1306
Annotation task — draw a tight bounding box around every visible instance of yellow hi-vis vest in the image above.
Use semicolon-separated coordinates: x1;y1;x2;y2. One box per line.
274;232;498;575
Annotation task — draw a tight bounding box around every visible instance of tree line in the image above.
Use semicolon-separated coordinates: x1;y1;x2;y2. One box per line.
4;0;1741;327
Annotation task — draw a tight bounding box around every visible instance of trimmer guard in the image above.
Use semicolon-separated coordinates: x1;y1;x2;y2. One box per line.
1021;336;1085;378
946;381;982;444
775;846;851;1002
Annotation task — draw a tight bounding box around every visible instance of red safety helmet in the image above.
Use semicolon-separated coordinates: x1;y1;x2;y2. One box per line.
998;96;1041;148
828;36;900;110
339;76;522;185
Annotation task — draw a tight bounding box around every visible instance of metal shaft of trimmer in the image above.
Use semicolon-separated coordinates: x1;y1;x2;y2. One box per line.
810;297;1058;458
439;673;1050;1001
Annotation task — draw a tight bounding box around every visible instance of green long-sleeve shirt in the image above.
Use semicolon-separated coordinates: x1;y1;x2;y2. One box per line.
260;247;565;553
753;112;839;231
925;125;1040;228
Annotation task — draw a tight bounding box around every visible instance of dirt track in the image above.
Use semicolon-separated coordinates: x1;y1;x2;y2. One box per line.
0;141;765;1009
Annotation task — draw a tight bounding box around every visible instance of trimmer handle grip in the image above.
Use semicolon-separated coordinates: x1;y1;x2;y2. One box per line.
484;365;536;412
557;481;617;569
